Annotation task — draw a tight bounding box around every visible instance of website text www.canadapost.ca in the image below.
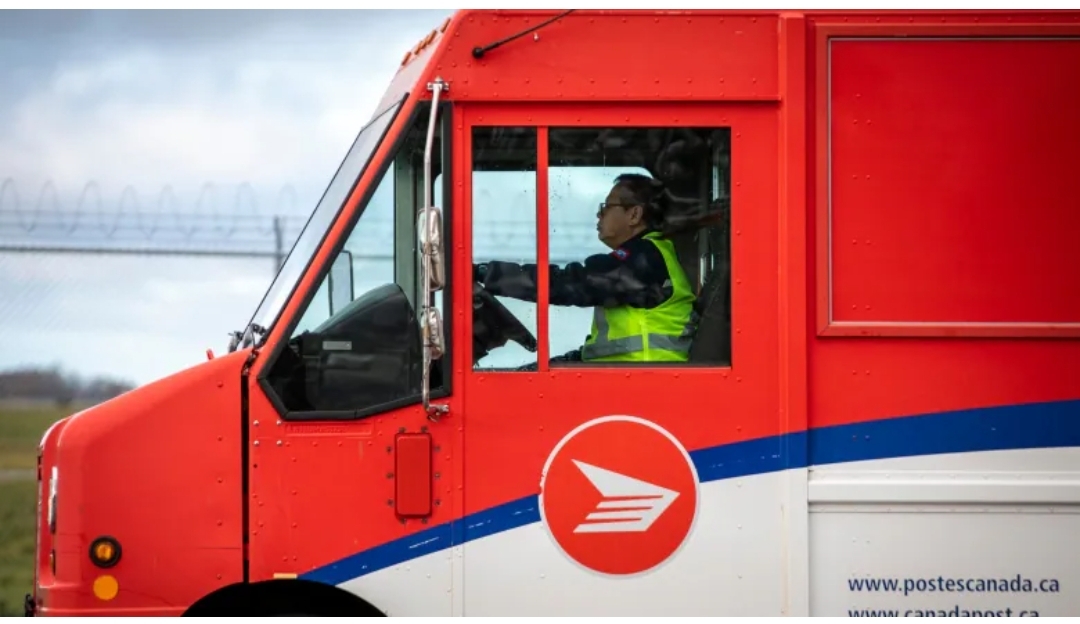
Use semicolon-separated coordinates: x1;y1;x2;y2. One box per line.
846;574;1060;617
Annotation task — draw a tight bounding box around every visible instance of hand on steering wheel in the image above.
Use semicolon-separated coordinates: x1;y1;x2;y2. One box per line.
472;281;538;353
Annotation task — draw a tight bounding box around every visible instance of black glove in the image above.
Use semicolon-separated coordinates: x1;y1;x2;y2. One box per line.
473;262;489;284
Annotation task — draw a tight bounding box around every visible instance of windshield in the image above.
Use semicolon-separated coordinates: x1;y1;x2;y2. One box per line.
239;97;405;347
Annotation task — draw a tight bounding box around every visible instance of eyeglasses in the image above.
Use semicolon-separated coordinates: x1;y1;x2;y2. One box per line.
597;201;637;215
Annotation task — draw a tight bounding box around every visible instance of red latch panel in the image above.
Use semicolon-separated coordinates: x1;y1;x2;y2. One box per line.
394;432;432;517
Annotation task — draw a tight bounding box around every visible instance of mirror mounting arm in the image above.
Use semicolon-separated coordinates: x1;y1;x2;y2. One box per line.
421;77;449;422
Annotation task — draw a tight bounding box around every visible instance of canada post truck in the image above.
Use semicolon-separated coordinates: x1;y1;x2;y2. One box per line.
27;9;1080;617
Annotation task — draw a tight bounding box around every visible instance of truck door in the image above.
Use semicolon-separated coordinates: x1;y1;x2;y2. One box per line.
459;103;797;615
244;97;455;616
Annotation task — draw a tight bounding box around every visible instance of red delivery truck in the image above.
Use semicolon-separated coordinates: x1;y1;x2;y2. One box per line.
27;9;1080;617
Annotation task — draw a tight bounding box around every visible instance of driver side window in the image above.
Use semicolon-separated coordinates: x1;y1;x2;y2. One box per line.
470;123;731;372
262;102;449;418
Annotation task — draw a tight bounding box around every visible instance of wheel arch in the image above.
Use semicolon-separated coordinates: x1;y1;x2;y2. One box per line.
182;578;384;616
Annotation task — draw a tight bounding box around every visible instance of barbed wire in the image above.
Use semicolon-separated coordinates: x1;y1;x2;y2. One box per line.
0;179;606;263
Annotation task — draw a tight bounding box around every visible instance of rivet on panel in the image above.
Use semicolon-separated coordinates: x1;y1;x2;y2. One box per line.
276;440;283;446
254;441;260;447
253;420;260;427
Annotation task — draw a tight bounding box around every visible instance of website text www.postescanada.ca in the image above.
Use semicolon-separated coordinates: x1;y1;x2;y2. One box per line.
846;574;1060;617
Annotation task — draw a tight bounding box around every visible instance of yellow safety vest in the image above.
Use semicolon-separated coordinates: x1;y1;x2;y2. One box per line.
581;232;696;362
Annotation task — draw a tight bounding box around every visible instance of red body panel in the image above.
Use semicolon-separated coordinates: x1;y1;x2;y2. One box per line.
32;9;1080;616
34;350;247;616
828;38;1080;327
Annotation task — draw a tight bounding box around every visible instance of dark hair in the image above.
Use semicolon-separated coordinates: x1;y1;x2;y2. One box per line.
612;173;667;229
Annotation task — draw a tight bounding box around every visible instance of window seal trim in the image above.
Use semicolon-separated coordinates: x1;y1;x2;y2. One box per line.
256;97;455;422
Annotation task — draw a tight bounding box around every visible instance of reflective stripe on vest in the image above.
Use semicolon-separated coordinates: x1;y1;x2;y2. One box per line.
580;232;696;362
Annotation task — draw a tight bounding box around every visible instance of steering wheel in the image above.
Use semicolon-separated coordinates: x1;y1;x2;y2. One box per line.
472;282;538;361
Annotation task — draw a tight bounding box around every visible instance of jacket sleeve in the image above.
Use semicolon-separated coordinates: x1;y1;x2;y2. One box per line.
476;240;672;309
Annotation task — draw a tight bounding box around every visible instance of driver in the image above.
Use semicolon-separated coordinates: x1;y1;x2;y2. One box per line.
473;172;697;364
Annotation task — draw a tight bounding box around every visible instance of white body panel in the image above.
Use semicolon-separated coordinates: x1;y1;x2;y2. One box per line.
322;447;1080;616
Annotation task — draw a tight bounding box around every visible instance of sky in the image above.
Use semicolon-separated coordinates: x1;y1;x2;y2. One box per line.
0;9;454;385
0;9;625;385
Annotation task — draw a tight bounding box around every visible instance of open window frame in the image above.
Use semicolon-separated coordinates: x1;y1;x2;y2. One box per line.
466;110;734;374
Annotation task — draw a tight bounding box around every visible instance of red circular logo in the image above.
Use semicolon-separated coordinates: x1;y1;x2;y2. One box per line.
538;415;699;576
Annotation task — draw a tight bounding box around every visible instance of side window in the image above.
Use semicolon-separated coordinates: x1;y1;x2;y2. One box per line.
264;102;449;416
471;124;731;370
547;126;731;367
470;127;540;371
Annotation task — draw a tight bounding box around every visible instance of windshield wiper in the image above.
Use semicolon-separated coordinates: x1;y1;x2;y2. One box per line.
471;9;574;59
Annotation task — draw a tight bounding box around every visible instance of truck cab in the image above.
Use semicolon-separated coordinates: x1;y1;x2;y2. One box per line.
30;9;1080;617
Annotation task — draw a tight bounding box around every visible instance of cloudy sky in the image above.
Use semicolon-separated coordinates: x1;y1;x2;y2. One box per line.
0;10;454;385
0;9;622;385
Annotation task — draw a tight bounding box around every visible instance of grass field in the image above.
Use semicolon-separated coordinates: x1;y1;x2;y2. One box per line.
0;403;74;616
0;404;72;471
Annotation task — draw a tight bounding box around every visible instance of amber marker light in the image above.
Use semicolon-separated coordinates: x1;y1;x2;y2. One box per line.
89;536;121;568
92;575;119;601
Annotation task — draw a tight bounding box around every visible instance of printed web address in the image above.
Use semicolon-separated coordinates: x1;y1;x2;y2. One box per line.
849;575;1061;596
849;606;1042;617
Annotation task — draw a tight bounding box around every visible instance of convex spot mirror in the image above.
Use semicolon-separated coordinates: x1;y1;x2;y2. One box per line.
417;206;444;292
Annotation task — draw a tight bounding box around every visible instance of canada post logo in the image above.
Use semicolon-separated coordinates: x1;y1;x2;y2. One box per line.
538;415;700;576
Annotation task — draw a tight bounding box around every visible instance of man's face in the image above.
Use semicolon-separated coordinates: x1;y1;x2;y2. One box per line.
597;184;644;249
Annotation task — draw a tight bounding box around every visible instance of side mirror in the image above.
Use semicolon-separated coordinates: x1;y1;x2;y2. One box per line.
327;250;354;316
422;306;444;361
417;206;445;292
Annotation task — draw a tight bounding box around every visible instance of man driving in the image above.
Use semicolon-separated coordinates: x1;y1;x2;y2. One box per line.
473;172;697;364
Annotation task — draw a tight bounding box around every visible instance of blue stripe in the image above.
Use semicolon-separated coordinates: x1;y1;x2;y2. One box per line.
301;399;1080;586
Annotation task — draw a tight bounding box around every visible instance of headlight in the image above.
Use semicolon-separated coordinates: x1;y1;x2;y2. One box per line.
48;467;58;534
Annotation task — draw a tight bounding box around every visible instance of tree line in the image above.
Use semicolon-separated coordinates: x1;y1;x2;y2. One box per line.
0;365;135;406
